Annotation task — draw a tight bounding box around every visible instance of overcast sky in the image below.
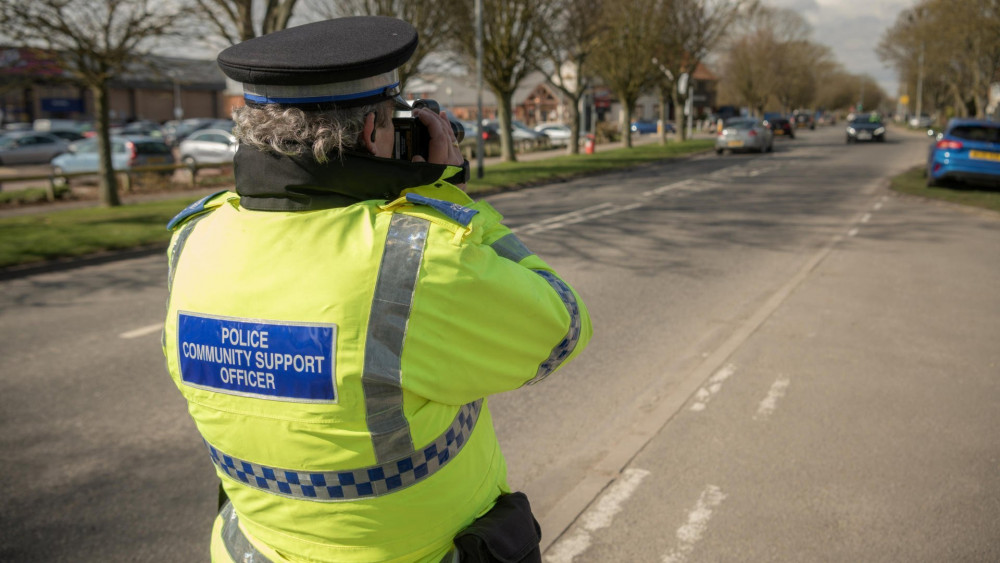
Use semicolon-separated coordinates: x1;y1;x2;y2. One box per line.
767;0;919;96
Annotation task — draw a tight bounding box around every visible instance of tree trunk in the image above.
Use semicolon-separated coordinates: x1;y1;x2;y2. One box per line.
658;89;670;145
496;90;517;162
621;104;633;148
671;89;685;142
567;94;581;155
92;83;120;207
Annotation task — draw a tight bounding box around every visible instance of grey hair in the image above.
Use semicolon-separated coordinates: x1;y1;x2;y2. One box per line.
232;101;392;163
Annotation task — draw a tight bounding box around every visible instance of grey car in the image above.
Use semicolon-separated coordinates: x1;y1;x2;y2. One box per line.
715;118;773;155
178;128;238;167
0;131;70;165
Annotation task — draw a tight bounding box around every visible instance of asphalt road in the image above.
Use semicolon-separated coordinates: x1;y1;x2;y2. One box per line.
1;125;997;562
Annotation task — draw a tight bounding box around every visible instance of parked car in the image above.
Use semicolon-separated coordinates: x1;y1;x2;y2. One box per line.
163;118;218;146
50;135;175;177
47;129;87;142
925;118;1000;188
511;120;548;143
534;123;574;147
715;118;773;154
765;117;795;139
111;120;166;139
630;120;657;134
478;121;501;142
846;113;886;143
179;129;238;167
0;131;70;165
909;114;934;128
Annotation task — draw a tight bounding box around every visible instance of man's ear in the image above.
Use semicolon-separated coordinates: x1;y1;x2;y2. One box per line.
361;112;377;154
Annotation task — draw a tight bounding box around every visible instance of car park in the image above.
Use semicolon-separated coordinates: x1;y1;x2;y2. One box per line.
0;131;70;165
925;118;1000;188
765;117;795;139
846;113;886;143
178;129;238;167
715;118;773;155
50;136;175;177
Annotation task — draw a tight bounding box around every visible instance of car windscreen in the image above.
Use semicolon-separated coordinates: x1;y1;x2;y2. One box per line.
948;125;1000;143
727;120;755;130
851;116;881;125
134;142;173;154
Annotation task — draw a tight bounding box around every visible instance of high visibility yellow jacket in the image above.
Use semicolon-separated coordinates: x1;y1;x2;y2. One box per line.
163;152;591;562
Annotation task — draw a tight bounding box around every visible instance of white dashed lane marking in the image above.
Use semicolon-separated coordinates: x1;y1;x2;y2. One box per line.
545;468;651;563
120;323;162;339
754;377;791;420
661;485;728;563
689;364;735;412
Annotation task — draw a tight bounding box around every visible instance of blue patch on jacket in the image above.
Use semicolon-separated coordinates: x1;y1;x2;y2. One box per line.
405;193;478;226
166;190;228;230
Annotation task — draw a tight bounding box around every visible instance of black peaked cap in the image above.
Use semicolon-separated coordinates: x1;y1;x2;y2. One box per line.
217;16;418;86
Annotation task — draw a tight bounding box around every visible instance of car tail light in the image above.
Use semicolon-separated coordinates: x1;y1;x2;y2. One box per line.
936;139;962;150
482;131;489;140
127;141;137;165
748;130;757;137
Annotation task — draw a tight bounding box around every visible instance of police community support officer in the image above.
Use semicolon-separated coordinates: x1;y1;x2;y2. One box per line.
163;16;592;563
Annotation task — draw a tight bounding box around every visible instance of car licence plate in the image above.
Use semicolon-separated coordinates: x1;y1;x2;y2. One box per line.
969;150;1000;162
727;140;744;147
774;130;784;135
857;132;871;140
147;157;166;164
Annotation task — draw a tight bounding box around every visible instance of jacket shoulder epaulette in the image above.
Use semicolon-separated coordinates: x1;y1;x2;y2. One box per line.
166;190;231;231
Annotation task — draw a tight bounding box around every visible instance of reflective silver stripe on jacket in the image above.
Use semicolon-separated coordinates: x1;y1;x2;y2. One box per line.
527;271;583;385
205;400;482;501
490;233;534;263
220;501;273;563
363;213;429;462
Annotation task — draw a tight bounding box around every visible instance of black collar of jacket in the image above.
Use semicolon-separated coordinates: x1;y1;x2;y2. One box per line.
233;145;452;211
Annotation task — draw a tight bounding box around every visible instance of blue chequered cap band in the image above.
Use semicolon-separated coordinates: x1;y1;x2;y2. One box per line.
206;400;482;502
527;271;583;385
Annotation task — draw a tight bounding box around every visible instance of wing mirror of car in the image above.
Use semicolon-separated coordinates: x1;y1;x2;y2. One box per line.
67;144;78;153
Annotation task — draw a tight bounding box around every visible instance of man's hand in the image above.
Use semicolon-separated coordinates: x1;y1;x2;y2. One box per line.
411;108;466;188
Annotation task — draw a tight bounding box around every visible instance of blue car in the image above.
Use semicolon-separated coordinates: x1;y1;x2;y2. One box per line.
926;119;1000;187
630;120;674;134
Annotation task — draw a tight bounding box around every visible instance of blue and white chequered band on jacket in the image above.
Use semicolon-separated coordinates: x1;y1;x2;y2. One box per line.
527;270;583;385
206;400;482;502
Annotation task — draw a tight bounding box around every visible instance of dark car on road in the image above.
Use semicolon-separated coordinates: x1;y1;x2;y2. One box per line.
846;113;886;143
765;117;795;139
926;118;1000;188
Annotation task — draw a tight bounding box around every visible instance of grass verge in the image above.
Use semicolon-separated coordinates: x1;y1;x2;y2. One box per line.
0;140;713;270
890;166;1000;214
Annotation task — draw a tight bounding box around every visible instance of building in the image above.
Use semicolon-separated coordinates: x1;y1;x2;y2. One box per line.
0;46;228;127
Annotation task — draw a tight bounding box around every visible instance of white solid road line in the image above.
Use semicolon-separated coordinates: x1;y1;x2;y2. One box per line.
120;323;162;339
754;377;791;421
545;468;651;563
661;485;727;563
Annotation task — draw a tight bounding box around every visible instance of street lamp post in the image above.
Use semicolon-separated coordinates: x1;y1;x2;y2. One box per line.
915;41;925;123
475;0;484;179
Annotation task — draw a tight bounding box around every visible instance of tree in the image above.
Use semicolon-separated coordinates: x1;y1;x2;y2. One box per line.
653;0;747;142
879;0;1000;119
304;0;457;90
533;0;607;154
194;0;299;44
0;0;190;207
451;0;551;162
590;0;661;148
